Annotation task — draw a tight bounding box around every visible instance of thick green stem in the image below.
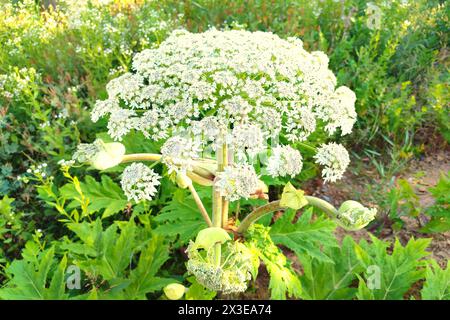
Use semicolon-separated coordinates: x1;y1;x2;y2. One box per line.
221;143;229;227
121;153;162;162
212;188;223;228
212;192;223;266
236;196;338;234
212;139;228;266
297;142;317;152
187;183;213;227
304;196;338;218
236;200;281;234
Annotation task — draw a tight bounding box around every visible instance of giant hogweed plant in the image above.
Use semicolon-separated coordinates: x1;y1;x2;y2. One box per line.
72;29;377;297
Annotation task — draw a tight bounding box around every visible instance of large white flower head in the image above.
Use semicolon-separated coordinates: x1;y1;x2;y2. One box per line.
314;142;350;182
267;145;303;178
92;29;357;165
215;163;259;201
120;163;161;202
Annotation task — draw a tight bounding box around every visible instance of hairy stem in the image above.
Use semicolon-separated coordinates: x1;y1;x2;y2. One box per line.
187;171;214;186
212;137;228;266
297;142;317;152
121;153;162;162
212;189;223;266
221;143;229;227
235;201;240;222
236;196;338;234
187;183;213;227
212;188;223;228
236;200;281;234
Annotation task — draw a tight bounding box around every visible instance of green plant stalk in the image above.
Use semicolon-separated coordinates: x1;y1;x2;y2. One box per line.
212;190;223;267
187;183;213;227
212;188;223;228
236;196;339;234
212;144;224;228
121;153;162;162
211;139;227;267
221;142;229;227
297;141;317;152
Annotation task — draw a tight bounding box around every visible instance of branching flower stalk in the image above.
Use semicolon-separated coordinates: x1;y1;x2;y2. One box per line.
212;136;227;266
186;178;213;228
220;142;230;228
236;197;338;234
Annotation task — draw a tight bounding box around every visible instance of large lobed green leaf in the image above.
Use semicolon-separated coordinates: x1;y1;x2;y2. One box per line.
421;259;450;300
123;234;174;299
154;189;209;247
60;175;128;219
354;235;431;300
421;172;450;233
270;207;338;263
63;219;173;299
0;246;68;300
299;236;362;300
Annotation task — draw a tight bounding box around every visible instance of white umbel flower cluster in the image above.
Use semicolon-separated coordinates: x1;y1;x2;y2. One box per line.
314;143;350;182
267;145;303;178
120;163;161;202
215;164;259;201
92;29;355;153
230;123;265;160
161;135;202;173
91;29;356;182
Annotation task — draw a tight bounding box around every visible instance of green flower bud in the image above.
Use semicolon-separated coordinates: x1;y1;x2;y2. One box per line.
73;139;125;170
337;200;377;230
163;283;186;300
